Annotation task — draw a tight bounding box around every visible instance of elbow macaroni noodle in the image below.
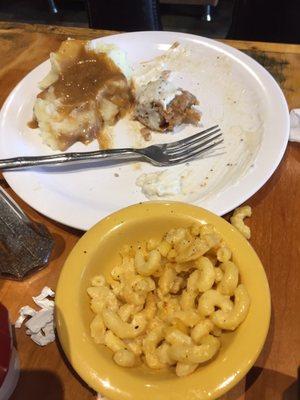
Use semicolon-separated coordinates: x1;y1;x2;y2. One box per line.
230;205;252;239
88;222;250;377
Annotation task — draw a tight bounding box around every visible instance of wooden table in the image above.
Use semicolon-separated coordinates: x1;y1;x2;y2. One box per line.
0;22;299;400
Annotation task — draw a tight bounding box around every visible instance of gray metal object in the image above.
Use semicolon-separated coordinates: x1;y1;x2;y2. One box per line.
0;187;54;279
204;5;212;22
0;126;223;170
48;0;58;14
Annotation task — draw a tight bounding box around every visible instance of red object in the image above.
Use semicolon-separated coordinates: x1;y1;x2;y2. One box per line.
0;303;12;387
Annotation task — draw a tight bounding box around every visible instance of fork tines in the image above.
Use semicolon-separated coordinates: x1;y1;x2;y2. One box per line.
166;125;223;163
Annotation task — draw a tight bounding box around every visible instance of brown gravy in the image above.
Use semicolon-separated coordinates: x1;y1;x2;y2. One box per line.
32;40;133;150
27;119;38;129
53;44;126;107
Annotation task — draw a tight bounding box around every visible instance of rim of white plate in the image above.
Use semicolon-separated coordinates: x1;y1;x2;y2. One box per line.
0;31;290;230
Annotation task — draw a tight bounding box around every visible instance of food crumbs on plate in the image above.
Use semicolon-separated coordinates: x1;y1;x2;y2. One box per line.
133;163;141;171
140;127;152;141
27;119;38;129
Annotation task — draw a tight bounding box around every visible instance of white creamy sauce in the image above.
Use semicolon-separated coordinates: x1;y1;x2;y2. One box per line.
130;43;264;202
136;168;191;197
135;76;181;110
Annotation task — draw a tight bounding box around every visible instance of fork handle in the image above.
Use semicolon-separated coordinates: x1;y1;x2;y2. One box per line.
0;148;143;170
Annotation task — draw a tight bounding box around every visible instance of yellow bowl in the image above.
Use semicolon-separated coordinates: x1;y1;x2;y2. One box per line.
56;201;270;400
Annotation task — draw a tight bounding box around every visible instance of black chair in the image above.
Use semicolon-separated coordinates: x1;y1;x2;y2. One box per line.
228;0;300;44
86;0;162;31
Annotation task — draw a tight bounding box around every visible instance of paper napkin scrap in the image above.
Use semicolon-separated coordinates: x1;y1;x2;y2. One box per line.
15;286;55;346
290;109;300;142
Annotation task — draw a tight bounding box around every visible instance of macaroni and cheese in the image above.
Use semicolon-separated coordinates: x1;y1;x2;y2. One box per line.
230;205;252;239
87;223;250;377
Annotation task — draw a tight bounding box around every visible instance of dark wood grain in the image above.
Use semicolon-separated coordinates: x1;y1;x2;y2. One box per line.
0;22;299;400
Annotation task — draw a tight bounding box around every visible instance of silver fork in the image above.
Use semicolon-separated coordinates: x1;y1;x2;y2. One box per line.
0;126;223;170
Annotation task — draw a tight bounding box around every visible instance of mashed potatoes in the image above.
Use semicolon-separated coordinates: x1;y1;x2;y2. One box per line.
32;39;133;150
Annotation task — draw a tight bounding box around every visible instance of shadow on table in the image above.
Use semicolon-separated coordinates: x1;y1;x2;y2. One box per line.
244;366;299;400
10;369;63;400
55;305;96;397
240;309;299;399
56;337;96;396
284;367;300;400
219;297;275;399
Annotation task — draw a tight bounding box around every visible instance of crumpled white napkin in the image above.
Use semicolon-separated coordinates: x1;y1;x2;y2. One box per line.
289;109;300;142
15;286;55;346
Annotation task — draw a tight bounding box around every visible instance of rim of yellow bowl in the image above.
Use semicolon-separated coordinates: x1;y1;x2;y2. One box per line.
55;201;271;400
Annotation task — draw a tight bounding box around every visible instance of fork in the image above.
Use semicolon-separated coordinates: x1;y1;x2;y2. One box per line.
0;126;223;170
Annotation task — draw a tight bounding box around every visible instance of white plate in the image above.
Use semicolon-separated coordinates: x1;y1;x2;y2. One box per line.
0;32;289;230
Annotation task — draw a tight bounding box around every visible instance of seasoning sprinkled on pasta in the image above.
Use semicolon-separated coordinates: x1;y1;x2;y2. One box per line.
87;223;250;376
